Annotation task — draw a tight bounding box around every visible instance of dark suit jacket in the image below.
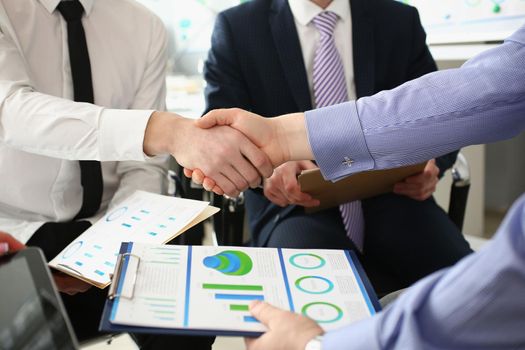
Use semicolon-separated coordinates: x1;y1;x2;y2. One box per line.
204;0;458;245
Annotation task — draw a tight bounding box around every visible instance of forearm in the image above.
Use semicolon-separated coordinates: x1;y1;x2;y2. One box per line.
324;195;525;349
305;30;525;181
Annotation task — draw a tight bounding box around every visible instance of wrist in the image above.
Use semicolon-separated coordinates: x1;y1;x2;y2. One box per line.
274;113;314;163
143;111;185;156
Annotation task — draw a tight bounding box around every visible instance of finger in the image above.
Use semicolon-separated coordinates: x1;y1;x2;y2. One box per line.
394;187;432;201
393;182;426;193
402;172;429;184
211;185;224;196
231;152;263;189
202;177;217;192
250;301;284;327
0;243;8;255
222;164;250;192
296;199;321;207
281;170;303;197
209;173;239;197
183;168;193;178
239;138;274;179
0;232;25;252
197;109;233;129
191;170;205;186
265;188;289;207
264;177;291;207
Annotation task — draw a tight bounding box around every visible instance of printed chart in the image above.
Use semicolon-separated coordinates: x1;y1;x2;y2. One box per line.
108;244;378;334
49;191;210;287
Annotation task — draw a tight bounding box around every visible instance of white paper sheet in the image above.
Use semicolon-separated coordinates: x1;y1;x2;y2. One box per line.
109;243;377;334
49;191;210;287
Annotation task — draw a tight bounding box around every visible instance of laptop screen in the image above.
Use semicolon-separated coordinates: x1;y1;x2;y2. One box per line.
0;248;78;350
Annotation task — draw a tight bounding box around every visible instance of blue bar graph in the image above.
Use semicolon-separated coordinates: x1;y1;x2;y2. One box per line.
243;316;260;323
215;294;264;301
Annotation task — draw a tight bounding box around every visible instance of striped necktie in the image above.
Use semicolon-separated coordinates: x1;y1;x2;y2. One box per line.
312;11;365;251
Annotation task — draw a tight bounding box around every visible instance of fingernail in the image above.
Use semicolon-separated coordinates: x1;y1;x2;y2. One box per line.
0;243;9;255
250;300;261;310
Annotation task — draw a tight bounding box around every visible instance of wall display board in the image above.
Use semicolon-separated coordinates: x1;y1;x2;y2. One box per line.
398;0;525;43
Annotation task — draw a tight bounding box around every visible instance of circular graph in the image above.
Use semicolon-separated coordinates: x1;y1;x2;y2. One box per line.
301;302;343;324
106;206;128;222
62;241;83;259
295;276;334;294
289;253;326;270
203;250;253;276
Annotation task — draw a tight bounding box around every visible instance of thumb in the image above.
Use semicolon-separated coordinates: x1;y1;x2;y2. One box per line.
196;109;234;129
249;301;283;327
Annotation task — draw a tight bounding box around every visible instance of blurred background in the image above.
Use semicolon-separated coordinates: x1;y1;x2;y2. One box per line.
134;0;525;238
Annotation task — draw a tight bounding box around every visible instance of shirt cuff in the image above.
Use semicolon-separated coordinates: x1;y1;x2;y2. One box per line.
305;101;375;182
99;109;154;161
323;316;381;350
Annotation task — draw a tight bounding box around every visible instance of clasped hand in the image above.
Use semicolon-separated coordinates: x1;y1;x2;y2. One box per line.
180;108;293;197
180;108;438;202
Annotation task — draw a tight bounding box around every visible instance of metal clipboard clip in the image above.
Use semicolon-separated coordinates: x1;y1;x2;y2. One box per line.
108;253;141;300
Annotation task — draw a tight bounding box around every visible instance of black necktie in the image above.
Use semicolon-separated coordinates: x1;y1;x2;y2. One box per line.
57;0;103;219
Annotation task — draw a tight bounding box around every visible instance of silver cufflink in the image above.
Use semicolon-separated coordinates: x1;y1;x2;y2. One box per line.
342;157;354;167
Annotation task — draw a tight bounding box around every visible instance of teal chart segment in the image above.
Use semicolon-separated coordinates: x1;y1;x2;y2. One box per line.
301;302;344;324
295;276;334;295
289;253;326;270
203;250;253;276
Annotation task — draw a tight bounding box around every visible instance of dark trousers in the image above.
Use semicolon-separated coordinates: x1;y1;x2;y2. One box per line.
258;193;473;296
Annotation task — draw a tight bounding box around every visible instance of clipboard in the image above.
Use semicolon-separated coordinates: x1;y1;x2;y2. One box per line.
298;163;426;212
99;243;381;337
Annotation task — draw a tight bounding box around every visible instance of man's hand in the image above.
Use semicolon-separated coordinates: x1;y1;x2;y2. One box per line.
393;159;439;201
52;272;92;296
0;231;26;255
144;111;273;197
197;108;290;167
264;161;320;207
245;301;324;350
186;108;312;194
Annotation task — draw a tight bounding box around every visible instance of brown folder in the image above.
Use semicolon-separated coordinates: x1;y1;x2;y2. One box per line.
298;163;426;213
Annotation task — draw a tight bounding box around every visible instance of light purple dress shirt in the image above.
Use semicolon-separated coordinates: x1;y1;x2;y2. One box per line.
305;24;525;349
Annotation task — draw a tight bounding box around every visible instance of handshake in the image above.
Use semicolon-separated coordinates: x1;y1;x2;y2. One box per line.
144;107;439;203
144;108;313;198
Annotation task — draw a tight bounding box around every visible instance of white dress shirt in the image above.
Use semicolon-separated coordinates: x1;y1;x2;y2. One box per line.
0;0;169;243
287;0;356;104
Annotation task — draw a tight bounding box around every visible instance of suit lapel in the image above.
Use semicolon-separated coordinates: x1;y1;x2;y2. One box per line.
269;0;312;111
350;0;375;98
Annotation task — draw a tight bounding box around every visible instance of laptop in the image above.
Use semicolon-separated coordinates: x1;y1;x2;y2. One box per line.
0;247;79;350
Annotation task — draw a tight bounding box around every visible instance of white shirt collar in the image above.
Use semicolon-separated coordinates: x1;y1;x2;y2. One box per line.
288;0;351;26
38;0;94;17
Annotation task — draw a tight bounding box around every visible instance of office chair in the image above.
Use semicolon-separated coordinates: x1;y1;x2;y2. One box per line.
212;152;471;246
